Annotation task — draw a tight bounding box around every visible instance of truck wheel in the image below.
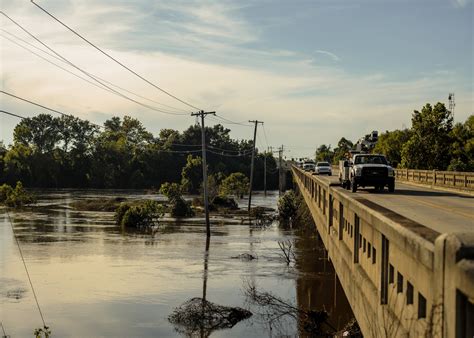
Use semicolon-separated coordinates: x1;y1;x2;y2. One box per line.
351;180;357;193
388;182;395;193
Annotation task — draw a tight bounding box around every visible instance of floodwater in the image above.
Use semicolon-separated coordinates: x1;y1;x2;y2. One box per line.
0;190;353;337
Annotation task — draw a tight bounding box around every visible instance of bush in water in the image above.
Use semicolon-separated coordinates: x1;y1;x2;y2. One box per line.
277;190;298;221
115;200;164;228
0;181;35;207
159;182;194;217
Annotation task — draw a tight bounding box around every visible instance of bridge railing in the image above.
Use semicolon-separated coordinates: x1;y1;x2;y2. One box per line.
394;168;474;192
292;166;474;337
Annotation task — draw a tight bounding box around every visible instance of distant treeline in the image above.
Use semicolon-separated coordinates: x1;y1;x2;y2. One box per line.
314;103;474;171
0;114;278;189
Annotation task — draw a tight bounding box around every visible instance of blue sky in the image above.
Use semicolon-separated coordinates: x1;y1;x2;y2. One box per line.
1;0;472;157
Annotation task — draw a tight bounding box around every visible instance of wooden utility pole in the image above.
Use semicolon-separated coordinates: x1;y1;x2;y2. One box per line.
248;120;263;212
264;150;267;197
191;110;216;237
278;145;284;195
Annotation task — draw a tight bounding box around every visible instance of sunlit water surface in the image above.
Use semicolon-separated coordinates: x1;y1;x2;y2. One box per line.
0;190;353;337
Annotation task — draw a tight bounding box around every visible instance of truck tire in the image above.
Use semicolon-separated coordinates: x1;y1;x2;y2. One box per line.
351;179;357;193
388;182;395;193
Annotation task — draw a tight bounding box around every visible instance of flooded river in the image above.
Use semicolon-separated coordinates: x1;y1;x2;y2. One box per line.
0;190;353;337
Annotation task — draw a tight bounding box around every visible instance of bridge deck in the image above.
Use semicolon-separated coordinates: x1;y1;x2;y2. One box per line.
314;173;474;234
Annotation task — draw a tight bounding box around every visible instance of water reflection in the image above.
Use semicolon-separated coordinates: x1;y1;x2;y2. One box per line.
1;190;353;337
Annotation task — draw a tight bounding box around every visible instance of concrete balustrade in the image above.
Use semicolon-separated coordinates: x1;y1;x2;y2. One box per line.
292;166;474;337
395;169;474;193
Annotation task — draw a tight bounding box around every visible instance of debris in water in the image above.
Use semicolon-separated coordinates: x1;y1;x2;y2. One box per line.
231;253;258;261
168;297;252;337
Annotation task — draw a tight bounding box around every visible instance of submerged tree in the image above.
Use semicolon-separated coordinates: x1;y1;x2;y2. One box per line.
159;182;194;217
219;172;250;199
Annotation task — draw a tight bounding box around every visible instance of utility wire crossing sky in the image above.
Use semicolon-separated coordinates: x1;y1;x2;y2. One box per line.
0;0;472;157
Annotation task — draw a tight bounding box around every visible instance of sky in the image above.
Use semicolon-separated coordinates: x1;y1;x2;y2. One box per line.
0;0;473;158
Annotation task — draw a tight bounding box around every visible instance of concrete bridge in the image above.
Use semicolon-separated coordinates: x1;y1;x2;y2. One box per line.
292;167;474;337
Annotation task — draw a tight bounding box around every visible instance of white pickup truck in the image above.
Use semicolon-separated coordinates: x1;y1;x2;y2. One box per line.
339;154;395;193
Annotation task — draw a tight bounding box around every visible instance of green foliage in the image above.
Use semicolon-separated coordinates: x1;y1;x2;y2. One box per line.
115;200;164;228
401;103;453;169
332;137;353;164
169;197;195;217
0;115;279;189
159;182;184;200
212;195;238;210
315;144;333;162
447;115;474;171
181;155;203;194
373;129;411;166
278;190;299;221
0;181;35;207
159;182;194;217
219;172;249;198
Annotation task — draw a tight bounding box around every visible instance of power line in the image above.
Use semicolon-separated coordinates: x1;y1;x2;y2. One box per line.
0;321;7;337
0;11;189;117
0;110;254;156
0;110;206;155
0;29;189;114
1;91;103;129
31;0;201;111
211;114;252;127
0;109;25;119
262;124;270;149
5;209;47;329
207;149;253;157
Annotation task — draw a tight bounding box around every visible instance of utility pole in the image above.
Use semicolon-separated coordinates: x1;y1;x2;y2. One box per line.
248;120;264;212
264;150;267;197
278;145;284;195
191;110;216;238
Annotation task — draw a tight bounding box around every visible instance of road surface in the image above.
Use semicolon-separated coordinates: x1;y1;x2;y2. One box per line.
314;171;474;234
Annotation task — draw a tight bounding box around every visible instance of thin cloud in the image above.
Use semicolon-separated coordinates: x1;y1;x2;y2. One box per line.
315;50;341;62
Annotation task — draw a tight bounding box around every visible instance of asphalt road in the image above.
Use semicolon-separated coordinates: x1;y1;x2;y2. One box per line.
314;171;474;234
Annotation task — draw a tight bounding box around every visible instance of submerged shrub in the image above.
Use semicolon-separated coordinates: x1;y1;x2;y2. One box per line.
212;195;238;210
115;200;164;228
0;181;35;207
159;182;194;217
277;190;298;221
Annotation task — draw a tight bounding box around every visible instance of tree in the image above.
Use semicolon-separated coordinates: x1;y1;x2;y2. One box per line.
332;137;353;164
401;103;453;170
13;114;60;153
315;144;333;162
447;115;474;171
181;155;203;194
159;182;194;217
219;172;249;198
373;129;411;166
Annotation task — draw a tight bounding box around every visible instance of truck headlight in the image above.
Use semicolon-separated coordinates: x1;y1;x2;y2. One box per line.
355;167;362;176
388;168;395;177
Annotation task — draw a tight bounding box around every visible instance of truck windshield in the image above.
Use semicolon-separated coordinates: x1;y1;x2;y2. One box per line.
317;162;330;167
354;156;387;165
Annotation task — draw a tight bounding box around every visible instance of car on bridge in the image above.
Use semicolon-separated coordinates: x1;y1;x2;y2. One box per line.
303;160;316;172
314;162;332;175
348;154;395;192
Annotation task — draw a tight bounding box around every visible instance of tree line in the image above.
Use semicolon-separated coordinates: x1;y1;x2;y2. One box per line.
314;103;474;171
0;114;279;190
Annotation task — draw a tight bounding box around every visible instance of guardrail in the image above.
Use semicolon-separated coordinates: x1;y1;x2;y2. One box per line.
292;166;474;338
394;169;474;192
